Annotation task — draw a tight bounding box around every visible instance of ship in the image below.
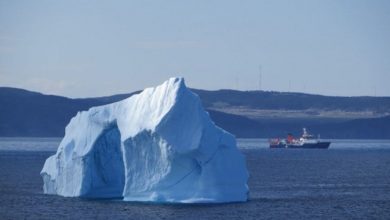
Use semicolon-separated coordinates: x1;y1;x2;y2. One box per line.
269;128;331;149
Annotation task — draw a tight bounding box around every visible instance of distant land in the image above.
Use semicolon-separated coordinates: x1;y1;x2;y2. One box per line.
1;87;390;139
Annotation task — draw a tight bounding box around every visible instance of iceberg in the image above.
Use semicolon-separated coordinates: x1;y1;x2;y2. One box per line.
41;78;249;203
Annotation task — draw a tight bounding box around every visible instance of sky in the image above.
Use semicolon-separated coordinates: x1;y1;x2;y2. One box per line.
0;0;389;98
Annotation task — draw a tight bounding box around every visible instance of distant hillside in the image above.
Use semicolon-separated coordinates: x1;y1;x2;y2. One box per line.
313;116;390;139
210;112;390;139
0;87;132;137
193;89;390;113
1;87;390;139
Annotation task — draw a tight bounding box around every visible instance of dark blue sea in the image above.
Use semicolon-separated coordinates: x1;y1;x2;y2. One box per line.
0;138;389;219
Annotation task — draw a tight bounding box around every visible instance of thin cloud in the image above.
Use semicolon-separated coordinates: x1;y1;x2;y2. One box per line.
21;78;77;96
129;40;206;50
0;33;16;54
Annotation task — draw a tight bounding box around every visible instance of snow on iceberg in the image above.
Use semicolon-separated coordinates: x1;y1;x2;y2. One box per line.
41;78;249;203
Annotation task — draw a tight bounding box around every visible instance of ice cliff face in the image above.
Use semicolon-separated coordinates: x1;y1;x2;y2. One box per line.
41;78;249;203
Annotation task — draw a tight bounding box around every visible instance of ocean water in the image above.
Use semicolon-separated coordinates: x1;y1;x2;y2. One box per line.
0;138;389;219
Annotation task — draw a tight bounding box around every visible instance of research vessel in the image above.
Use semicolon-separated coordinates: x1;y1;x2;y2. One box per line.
269;128;330;149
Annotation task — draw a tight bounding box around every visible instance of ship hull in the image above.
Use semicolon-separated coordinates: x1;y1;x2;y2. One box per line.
270;142;331;149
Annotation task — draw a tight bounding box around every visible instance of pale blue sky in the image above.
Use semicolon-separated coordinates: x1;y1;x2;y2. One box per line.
0;0;389;97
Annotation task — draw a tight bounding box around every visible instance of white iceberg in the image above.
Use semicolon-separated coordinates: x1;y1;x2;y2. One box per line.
41;78;249;203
